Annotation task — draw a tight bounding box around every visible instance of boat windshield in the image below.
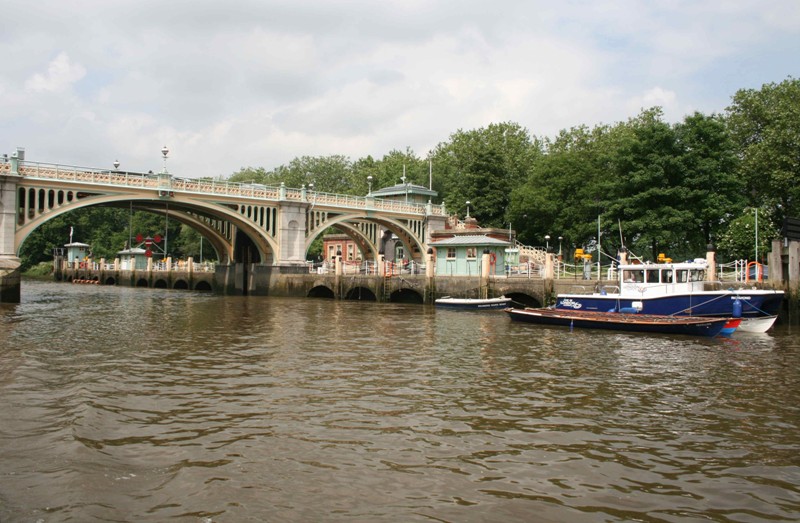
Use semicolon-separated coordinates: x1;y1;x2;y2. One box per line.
676;268;706;282
622;269;644;283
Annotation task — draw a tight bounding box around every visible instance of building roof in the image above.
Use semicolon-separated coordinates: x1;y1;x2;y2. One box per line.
117;248;148;255
428;235;511;247
371;183;437;198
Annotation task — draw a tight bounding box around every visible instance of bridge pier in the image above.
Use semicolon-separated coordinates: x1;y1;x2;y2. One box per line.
1;161;21;303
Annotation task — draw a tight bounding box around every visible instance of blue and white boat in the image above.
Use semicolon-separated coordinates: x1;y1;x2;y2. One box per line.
555;258;784;333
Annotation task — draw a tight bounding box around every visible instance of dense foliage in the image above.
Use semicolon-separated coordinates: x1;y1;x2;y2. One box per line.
19;77;799;270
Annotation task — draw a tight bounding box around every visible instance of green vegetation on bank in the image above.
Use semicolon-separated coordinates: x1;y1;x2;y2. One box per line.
18;76;799;270
23;262;53;279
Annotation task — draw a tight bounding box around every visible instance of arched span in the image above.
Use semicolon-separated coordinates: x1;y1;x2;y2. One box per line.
14;193;278;264
305;213;426;262
138;204;230;263
305;220;378;262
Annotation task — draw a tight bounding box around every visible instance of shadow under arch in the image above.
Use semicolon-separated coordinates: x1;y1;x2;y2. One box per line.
389;288;424;304
505;292;540;308
344;287;377;301
308;285;335;299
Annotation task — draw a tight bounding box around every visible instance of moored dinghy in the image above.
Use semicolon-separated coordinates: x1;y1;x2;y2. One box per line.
435;296;512;310
506;307;732;337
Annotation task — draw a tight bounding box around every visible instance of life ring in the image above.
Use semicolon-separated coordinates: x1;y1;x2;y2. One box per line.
489;252;497;265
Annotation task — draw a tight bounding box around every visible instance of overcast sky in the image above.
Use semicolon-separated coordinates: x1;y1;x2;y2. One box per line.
1;0;798;179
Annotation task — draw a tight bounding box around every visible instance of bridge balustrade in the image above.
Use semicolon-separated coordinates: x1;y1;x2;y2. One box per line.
12;160;447;217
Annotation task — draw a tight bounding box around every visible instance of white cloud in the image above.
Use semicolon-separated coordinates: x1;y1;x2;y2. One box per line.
0;0;797;177
24;52;86;93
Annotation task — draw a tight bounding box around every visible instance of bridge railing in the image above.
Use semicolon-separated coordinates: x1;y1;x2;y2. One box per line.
12;160;446;216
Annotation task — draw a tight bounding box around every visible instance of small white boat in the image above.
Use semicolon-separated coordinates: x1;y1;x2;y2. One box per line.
737;315;778;334
435;296;512;310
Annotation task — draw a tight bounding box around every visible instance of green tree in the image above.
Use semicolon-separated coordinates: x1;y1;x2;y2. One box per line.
716;208;779;262
508;124;620;254
604;108;695;260
726;77;800;224
673;111;745;252
432;122;540;227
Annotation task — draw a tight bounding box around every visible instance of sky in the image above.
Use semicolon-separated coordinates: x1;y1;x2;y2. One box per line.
1;0;798;180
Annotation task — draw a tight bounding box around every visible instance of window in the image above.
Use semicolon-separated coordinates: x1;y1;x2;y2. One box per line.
446;248;456;259
623;270;644;283
347;244;354;261
466;247;477;259
690;269;705;282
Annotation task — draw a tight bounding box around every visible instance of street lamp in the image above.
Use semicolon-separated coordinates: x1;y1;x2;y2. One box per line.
545;234;550;251
161;145;169;172
558;236;563;256
466;200;471;218
113;159;120;170
367;175;373;195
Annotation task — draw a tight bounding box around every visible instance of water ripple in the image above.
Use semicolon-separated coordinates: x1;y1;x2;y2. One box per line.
0;281;798;521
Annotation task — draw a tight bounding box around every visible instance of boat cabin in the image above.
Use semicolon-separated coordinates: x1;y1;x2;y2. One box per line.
618;259;708;296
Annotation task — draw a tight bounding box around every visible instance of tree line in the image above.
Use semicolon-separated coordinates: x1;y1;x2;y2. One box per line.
20;77;798;270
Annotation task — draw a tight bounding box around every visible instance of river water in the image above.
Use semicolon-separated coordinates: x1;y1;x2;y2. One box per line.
1;280;798;522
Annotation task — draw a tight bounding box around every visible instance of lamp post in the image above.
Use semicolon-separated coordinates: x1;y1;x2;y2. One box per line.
161;145;169;173
466;200;471;218
545;234;550;251
558;236;563;256
113;159;120;170
367;175;373;195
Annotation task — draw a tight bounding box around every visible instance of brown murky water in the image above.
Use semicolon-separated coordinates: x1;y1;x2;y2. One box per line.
1;280;798;522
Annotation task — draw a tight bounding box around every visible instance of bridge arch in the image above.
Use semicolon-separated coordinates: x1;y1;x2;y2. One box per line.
305;213;427;262
14;192;279;264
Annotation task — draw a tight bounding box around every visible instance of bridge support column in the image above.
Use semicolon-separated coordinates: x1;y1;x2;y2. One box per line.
0;169;21;303
277;201;309;267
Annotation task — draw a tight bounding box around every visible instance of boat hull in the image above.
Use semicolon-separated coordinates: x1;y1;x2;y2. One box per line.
556;290;783;332
506;308;730;337
435;297;512;310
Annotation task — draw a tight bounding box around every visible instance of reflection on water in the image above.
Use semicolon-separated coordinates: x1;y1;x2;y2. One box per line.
1;280;798;522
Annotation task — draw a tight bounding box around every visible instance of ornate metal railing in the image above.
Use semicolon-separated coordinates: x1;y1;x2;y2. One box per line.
4;159;446;217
